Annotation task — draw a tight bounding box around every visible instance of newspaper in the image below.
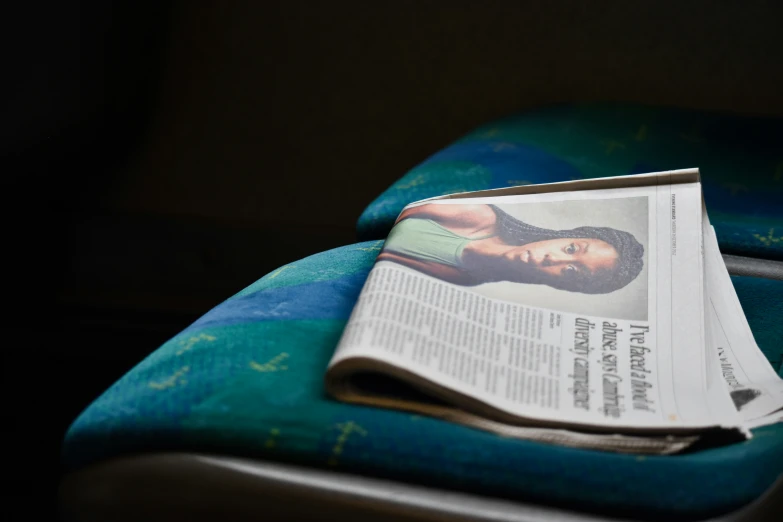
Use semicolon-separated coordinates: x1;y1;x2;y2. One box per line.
704;222;783;426
326;170;780;453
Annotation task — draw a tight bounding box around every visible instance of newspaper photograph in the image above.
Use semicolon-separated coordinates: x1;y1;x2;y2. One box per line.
380;197;648;320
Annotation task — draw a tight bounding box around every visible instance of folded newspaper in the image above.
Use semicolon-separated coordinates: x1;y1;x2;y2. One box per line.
326;169;783;454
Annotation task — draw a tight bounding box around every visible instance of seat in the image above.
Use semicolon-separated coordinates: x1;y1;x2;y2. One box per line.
60;242;783;521
357;103;783;262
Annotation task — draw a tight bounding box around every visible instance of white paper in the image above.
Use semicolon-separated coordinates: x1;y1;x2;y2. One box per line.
331;171;746;434
704;222;783;424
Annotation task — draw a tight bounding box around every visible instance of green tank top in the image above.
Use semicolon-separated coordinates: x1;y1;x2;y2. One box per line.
383;219;488;267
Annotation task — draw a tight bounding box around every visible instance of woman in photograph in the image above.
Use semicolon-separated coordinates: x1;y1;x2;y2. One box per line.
378;203;644;294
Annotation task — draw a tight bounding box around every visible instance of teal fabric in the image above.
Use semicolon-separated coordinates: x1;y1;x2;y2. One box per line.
64;242;783;520
358;104;783;260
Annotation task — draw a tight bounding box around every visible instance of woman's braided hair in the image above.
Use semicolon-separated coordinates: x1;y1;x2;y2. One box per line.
490;205;644;294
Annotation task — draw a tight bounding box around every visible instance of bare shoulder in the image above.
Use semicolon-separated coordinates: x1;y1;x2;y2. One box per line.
455;204;497;235
395;203;497;236
460;204;497;224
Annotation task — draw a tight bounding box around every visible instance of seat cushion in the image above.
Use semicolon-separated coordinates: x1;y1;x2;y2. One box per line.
357;103;783;260
63;243;783;520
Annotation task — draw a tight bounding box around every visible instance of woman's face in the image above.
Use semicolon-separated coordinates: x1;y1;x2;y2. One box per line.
503;238;618;281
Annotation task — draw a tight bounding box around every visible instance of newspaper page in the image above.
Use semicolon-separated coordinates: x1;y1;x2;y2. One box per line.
704;222;783;425
330;171;744;433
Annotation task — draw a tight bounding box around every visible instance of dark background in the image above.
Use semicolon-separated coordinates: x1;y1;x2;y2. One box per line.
3;1;782;519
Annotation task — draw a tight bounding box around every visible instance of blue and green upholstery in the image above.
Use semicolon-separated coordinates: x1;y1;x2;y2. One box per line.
358;103;783;260
64;242;783;520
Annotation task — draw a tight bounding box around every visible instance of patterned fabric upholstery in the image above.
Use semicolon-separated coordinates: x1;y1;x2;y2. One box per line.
64;242;783;520
358;103;783;260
